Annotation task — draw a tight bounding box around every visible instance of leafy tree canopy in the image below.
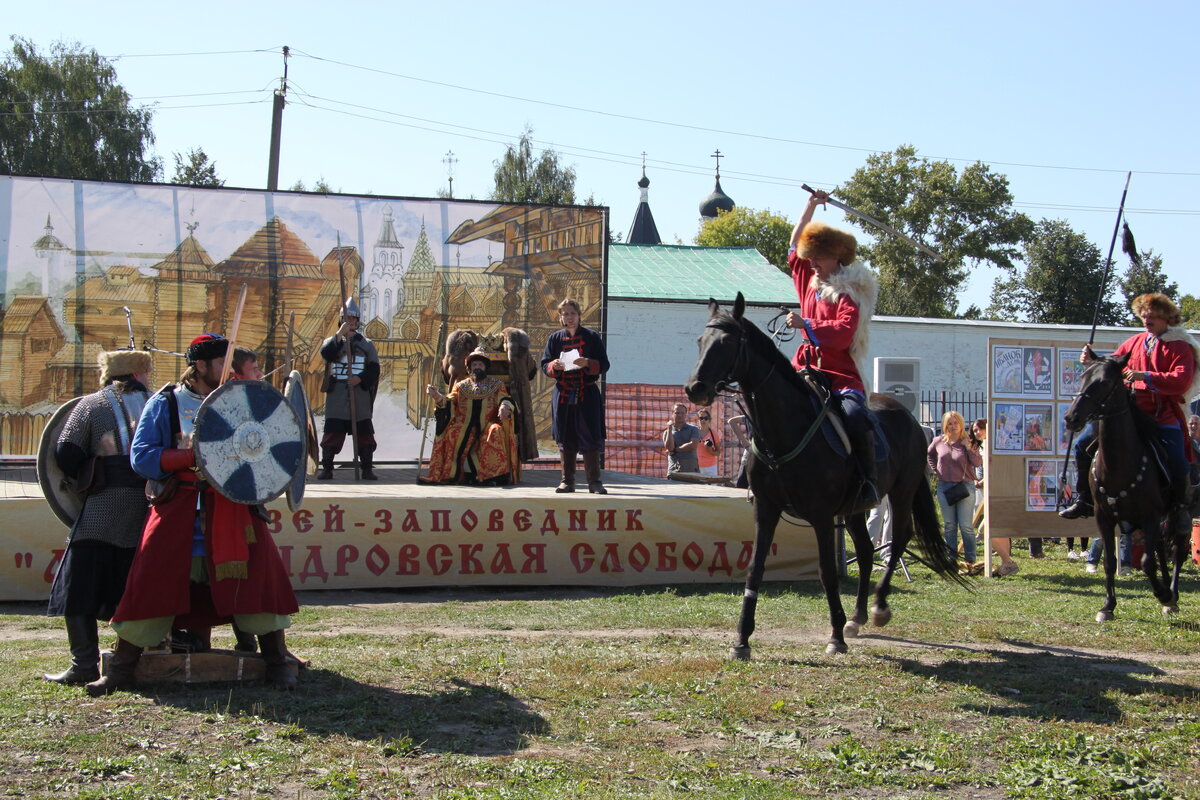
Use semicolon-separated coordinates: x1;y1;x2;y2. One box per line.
1118;250;1177;322
694;206;792;274
1179;295;1200;330
491;126;576;205
171;147;223;187
0;37;160;182
836;145;1033;318
289;177;334;193
987;218;1123;326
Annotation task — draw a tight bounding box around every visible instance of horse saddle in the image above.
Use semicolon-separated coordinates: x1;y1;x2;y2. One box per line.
797;371;888;462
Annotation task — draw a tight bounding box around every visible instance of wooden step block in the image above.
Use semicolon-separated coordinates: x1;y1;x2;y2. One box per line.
100;647;298;684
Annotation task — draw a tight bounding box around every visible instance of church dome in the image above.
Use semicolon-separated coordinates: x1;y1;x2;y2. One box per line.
699;177;735;218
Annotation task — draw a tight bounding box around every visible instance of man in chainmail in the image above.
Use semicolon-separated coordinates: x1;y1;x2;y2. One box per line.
318;298;381;480
45;349;152;686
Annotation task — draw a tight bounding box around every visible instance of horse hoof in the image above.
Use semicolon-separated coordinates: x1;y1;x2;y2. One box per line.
843;620;861;638
825;641;848;655
729;645;751;661
1096;611;1115;623
871;606;893;627
1162;605;1178;616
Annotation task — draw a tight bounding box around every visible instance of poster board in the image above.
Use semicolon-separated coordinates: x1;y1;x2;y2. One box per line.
984;335;1129;553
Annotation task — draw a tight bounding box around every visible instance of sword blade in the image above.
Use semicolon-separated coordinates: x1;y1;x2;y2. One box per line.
802;184;943;261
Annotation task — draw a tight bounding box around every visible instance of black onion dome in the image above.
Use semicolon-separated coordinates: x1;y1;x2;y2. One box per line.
699;177;735;218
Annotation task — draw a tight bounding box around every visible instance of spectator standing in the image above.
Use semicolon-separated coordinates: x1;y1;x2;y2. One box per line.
663;404;701;475
695;411;721;477
928;411;983;572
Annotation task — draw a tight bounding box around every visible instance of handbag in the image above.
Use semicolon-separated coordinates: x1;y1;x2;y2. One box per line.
943;481;970;506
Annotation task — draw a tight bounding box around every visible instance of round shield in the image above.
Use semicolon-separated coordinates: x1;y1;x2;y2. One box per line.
283;371;311;512
194;380;304;505
37;397;85;528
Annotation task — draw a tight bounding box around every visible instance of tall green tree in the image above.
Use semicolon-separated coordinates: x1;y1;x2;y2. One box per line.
695;206;792;273
0;37;160;182
491;126;576;205
836;145;1033;318
171;147;223;187
1179;294;1200;330
987;219;1123;325
1118;250;1177;320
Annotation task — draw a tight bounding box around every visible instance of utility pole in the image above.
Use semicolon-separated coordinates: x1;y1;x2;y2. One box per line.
266;46;289;191
443;150;458;199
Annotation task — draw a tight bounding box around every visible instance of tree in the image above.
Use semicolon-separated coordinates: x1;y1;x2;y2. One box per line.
1118;250;1177;321
491;126;576;205
986;219;1123;325
288;177;334;193
171;147;223;187
0;37;160;182
694;206;793;274
836;145;1033;318
1179;294;1200;330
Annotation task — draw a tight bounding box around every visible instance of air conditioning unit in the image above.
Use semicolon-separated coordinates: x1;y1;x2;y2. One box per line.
874;357;920;414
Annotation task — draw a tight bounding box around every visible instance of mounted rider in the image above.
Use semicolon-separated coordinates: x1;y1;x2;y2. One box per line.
785;190;880;509
1060;292;1200;524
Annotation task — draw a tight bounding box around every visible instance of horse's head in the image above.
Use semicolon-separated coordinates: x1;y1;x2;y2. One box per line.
685;293;748;407
1063;352;1131;431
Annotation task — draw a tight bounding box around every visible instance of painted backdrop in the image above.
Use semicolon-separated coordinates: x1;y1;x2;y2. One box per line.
0;176;606;459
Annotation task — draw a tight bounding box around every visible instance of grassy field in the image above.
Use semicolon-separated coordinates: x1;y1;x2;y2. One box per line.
3;543;1199;799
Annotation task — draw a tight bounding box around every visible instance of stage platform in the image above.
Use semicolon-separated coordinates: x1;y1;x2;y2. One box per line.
0;465;819;601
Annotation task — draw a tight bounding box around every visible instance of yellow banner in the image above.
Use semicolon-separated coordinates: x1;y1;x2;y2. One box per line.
2;495;819;601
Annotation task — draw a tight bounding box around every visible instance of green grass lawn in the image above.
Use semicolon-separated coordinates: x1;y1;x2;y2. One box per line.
3;542;1199;799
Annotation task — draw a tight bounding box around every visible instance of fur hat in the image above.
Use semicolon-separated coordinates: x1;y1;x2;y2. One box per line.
1132;292;1182;326
797;221;857;266
98;349;152;384
185;333;229;365
466;346;491;369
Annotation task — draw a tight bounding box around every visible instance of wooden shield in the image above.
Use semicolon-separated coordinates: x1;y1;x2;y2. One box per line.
283;371;313;511
37;396;84;528
194;380;304;505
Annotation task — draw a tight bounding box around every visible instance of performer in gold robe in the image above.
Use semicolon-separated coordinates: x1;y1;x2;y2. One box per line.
421;348;521;485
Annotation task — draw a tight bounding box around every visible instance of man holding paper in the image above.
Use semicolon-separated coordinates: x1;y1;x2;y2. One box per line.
541;298;610;494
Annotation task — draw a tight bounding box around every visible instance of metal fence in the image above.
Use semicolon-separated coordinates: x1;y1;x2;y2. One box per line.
919;390;988;433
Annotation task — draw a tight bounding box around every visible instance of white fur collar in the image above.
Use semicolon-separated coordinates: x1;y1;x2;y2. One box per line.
1159;326;1200;401
809;260;879;390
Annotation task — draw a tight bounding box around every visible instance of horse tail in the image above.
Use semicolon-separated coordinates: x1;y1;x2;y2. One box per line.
911;476;972;587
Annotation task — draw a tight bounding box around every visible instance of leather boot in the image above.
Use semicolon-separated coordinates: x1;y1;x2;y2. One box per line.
583;450;607;495
44;616;100;684
85;637;142;697
317;448;335;480
359;449;378;481
854;430;879;510
556;449;577;493
257;629;297;690
1059;461;1094;519
232;623;258;653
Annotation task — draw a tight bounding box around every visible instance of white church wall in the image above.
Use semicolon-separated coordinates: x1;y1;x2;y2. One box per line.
607;298;1143;396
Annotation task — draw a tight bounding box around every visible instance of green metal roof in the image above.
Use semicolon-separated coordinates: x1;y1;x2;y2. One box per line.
607;243;794;304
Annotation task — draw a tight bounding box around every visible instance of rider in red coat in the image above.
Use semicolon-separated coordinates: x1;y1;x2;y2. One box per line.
785;190;880;508
1061;293;1199;522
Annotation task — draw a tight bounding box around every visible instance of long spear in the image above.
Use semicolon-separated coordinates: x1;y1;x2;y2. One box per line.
416;320;449;482
218;284;249;386
1057;171;1132;510
335;234;361;480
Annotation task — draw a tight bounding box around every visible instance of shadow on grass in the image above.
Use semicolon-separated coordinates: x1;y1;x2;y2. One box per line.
874;638;1199;724
140;672;547;756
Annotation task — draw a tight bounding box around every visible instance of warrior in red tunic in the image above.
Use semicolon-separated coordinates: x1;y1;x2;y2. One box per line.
87;334;300;696
784;190;880;508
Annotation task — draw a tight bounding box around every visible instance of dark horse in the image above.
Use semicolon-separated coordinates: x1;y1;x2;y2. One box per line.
685;294;963;657
1063;352;1189;621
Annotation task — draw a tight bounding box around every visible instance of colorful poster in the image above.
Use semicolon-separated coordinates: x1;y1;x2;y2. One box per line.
992;346;1024;396
1022;347;1054;396
993;402;1025;452
1026;458;1062;511
1058;347;1086;397
1023;404;1054;453
1057;402;1073;455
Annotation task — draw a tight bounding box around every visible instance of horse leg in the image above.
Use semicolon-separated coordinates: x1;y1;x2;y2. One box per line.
731;500;780;660
872;492;916;628
843;512;874;638
812;517;850;654
1143;514;1178;613
1095;516;1118;622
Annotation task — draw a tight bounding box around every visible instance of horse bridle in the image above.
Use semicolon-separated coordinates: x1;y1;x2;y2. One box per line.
1073;364;1131;422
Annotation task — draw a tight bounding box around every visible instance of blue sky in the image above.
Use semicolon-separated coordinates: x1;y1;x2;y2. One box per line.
5;0;1197;314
